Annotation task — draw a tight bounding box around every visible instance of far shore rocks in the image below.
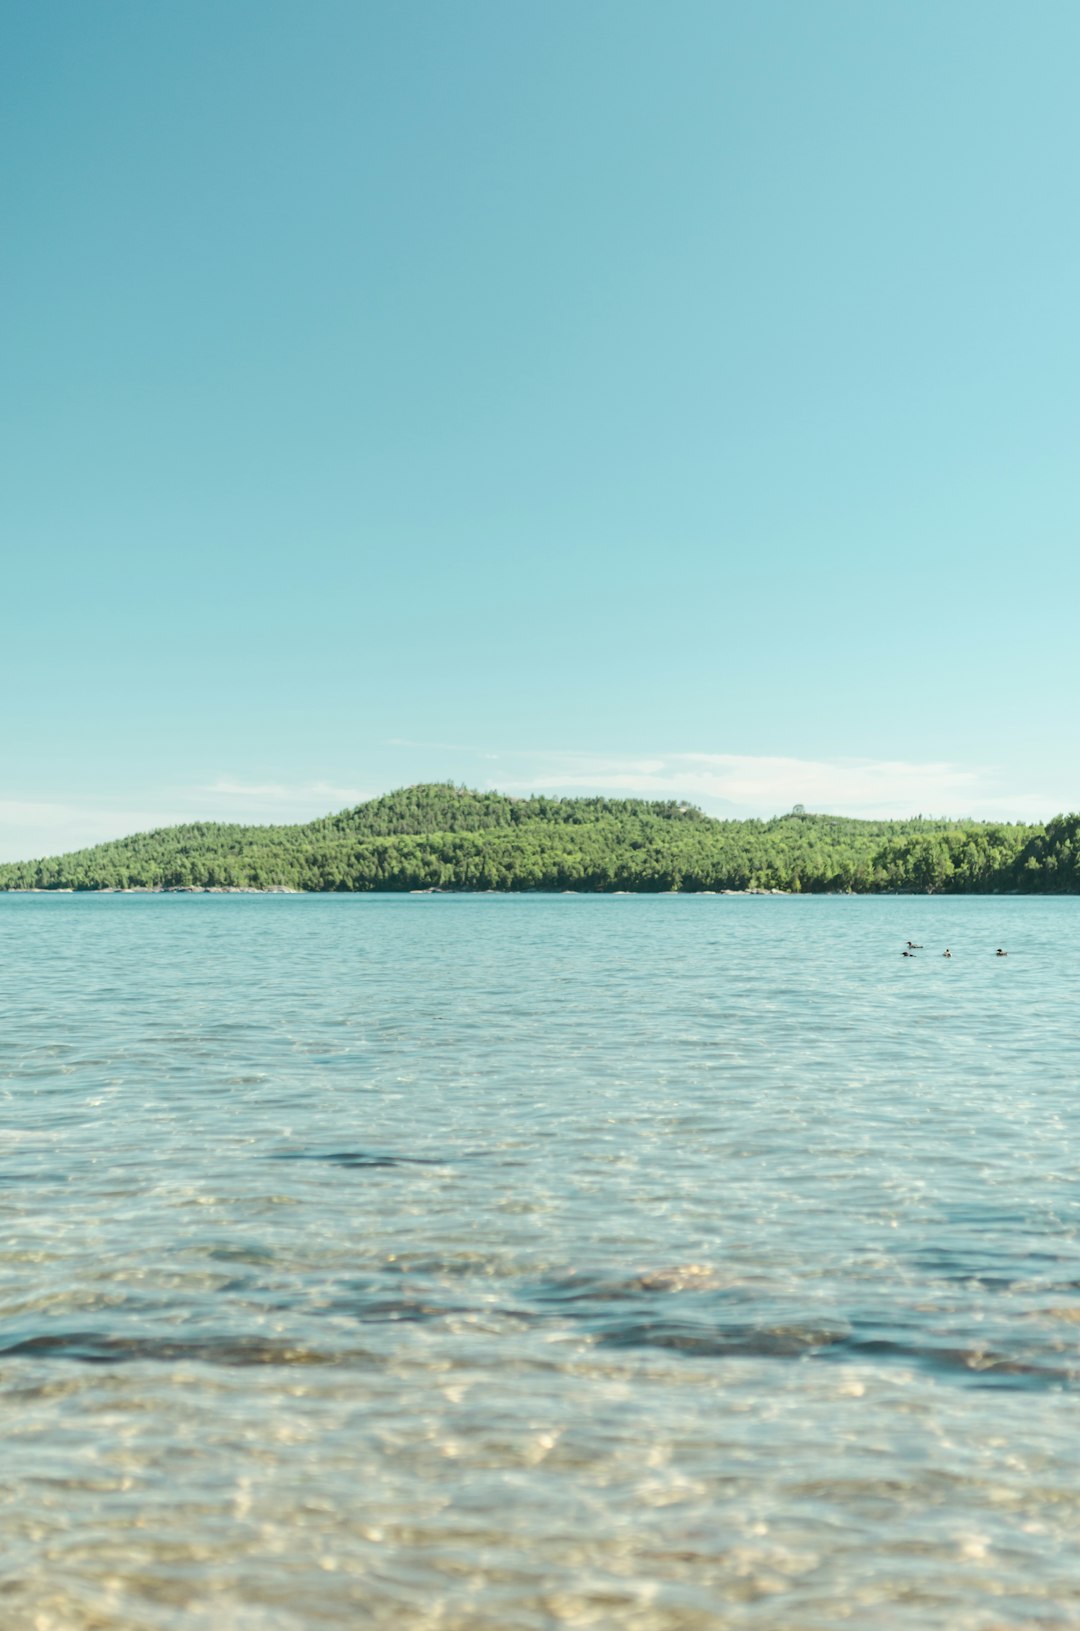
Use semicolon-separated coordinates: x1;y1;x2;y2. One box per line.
157;885;301;894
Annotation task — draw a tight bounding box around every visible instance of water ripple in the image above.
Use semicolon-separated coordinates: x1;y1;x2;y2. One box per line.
3;892;1080;1627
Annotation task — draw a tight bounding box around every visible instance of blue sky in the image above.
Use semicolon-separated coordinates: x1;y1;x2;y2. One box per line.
3;0;1078;859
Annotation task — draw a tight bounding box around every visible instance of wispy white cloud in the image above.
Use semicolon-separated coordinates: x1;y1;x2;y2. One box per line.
0;800;183;864
201;779;370;807
491;751;1064;822
0;781;373;864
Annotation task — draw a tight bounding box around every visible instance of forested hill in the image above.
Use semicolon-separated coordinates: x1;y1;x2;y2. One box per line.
0;783;1076;893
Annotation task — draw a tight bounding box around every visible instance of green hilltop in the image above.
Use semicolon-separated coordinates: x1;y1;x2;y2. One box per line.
1;783;1078;893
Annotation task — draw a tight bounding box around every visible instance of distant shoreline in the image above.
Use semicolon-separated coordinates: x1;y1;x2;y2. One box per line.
0;885;1047;898
0;784;1075;894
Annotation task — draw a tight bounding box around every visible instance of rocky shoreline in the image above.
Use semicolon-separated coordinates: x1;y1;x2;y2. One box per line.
10;884;792;897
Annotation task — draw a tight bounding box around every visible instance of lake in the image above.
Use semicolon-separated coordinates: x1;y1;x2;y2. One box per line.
2;892;1080;1629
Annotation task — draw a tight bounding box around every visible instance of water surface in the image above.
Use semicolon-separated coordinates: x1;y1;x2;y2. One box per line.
2;893;1080;1628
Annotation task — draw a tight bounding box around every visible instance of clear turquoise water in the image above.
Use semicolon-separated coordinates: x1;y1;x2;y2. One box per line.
2;893;1080;1629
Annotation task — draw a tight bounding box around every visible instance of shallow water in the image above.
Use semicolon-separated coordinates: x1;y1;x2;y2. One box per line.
2;892;1080;1629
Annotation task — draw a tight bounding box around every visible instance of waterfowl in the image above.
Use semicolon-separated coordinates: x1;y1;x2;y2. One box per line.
906;941;924;949
996;948;1008;956
902;950;915;957
943;948;952;957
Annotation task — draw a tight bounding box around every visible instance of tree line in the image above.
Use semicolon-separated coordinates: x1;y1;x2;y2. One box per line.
0;784;1075;894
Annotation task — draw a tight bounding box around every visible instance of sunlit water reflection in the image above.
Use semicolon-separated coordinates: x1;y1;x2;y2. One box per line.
2;893;1080;1628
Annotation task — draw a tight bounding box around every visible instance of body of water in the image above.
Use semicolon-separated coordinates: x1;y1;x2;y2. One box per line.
2;893;1080;1629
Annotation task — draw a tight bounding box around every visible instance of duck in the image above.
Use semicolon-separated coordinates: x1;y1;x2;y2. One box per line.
996;948;1008;956
902;949;916;957
943;948;952;957
906;941;924;949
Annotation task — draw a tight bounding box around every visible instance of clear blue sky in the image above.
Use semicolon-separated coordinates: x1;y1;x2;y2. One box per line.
3;0;1078;858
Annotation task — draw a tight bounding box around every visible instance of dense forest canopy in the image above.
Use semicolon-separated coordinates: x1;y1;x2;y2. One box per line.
0;783;1075;894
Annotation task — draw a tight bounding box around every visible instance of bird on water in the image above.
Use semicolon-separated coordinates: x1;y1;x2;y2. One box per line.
996;948;1008;956
943;948;952;957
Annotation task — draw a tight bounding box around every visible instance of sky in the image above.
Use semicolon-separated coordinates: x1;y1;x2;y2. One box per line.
3;0;1079;860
